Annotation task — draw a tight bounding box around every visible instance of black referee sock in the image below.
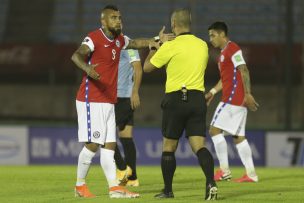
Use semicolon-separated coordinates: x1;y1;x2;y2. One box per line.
120;138;137;180
114;145;127;171
161;152;176;193
196;147;215;184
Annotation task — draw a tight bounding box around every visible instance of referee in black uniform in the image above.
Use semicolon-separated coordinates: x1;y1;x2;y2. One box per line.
144;8;218;200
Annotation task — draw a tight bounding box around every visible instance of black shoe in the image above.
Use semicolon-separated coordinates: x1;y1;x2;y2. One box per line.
154;190;174;198
205;182;218;200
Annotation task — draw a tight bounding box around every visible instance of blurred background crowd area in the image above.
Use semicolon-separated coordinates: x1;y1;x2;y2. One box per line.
0;0;303;130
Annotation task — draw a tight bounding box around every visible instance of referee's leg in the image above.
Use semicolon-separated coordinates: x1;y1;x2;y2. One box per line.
155;137;178;198
189;136;217;200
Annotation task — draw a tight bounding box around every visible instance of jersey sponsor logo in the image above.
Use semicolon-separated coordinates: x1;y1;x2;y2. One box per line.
234;54;242;62
93;131;100;138
115;40;120;48
220;55;225;62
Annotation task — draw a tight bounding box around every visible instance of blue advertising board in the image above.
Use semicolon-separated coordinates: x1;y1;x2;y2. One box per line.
29;127;265;166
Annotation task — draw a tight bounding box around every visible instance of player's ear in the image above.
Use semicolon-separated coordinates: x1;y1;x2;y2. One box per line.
171;19;176;32
101;18;107;28
220;31;225;38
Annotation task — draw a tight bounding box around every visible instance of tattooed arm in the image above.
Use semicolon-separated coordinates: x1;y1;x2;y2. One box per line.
71;44;100;80
127;38;154;49
239;64;252;94
126;26;175;49
238;64;259;111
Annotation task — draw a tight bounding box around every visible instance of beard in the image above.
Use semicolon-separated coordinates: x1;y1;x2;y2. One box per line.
109;27;121;37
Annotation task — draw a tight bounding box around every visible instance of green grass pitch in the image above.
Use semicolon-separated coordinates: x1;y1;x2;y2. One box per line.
0;166;303;202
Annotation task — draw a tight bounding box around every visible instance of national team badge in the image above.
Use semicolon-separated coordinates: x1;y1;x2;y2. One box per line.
93;131;100;138
234;55;242;62
220;55;225;62
115;40;120;47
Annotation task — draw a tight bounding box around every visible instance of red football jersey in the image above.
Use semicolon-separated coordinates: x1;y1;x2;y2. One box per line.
218;41;246;106
76;28;128;103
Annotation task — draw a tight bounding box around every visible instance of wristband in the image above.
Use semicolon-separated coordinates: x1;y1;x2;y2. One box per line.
210;88;217;95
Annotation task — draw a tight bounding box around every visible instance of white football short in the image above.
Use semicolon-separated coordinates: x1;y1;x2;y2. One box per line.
210;102;247;136
76;100;116;145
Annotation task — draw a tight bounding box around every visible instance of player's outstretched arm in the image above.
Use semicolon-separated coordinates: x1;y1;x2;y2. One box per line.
205;80;222;106
71;44;100;80
238;64;259;111
126;26;175;49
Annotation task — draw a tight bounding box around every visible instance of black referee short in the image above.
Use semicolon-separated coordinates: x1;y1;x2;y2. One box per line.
115;98;134;131
161;90;207;139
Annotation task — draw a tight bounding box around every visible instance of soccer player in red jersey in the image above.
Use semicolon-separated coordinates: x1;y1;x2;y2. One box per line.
71;5;173;198
206;22;259;183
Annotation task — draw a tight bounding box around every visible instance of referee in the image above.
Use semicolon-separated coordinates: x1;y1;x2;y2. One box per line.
144;8;217;200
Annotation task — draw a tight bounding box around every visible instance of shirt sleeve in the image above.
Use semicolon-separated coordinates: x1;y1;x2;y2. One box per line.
122;35;130;49
150;42;172;68
127;49;140;63
81;36;94;52
231;50;246;68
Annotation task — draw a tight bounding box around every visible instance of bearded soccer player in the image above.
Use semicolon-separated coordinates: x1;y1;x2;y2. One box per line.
71;5;173;198
206;22;259;183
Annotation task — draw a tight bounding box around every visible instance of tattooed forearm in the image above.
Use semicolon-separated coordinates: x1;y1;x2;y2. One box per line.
71;45;91;73
239;65;251;94
127;38;153;49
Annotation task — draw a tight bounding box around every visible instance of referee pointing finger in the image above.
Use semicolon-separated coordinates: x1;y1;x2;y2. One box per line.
144;8;218;200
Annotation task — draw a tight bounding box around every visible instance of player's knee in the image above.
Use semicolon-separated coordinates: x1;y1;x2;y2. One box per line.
209;126;220;136
191;145;204;154
102;142;116;150
85;142;100;152
118;132;132;138
163;144;177;152
233;136;246;144
189;136;206;153
118;126;133;138
162;138;178;152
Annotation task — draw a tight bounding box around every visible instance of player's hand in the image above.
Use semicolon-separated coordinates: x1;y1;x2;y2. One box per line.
205;92;214;106
244;93;259;111
86;64;100;80
131;91;140;110
159;26;175;43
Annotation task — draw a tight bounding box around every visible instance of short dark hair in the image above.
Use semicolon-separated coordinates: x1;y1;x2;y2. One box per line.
103;5;119;12
172;8;191;28
208;22;228;36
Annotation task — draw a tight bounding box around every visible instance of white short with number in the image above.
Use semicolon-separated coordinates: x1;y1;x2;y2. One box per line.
210;102;247;136
76;100;116;145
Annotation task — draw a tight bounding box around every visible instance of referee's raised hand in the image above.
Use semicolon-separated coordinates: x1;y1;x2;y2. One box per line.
159;26;175;43
86;64;100;80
